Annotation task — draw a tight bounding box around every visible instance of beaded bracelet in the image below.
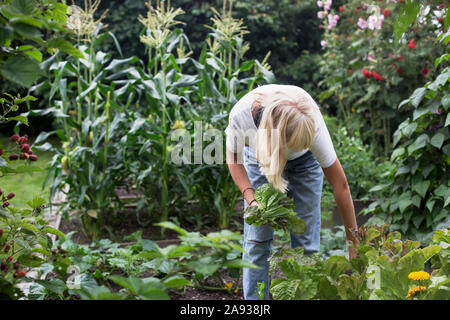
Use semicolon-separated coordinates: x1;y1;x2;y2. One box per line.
242;187;254;196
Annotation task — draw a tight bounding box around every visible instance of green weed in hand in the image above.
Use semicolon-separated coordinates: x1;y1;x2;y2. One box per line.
244;183;306;234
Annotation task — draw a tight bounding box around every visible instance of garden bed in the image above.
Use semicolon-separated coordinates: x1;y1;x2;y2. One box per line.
50;187;364;300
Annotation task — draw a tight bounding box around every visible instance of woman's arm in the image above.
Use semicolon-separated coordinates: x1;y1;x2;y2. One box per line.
226;149;258;206
322;157;359;259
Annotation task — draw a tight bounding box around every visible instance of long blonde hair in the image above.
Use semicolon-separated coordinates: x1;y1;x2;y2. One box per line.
255;90;316;193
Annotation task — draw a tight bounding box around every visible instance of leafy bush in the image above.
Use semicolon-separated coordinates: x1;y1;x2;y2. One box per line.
269;225;450;300
364;63;449;241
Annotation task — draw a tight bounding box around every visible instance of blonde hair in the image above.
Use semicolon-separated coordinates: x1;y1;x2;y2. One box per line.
255;90;316;193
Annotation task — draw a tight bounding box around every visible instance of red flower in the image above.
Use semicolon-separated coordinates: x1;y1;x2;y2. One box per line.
383;9;390;17
362;68;372;78
408;39;416;49
397;67;403;74
420;68;429;76
339;6;344;12
372;70;385;81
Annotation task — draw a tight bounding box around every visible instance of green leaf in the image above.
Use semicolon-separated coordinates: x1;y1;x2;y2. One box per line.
413;180;430;198
11;0;37;15
394;0;420;43
47;39;84;59
154;221;188;236
398;198;412;213
73;286;122;300
11;22;41;39
390;147;405;161
162;275;191;288
34;279;66;296
0;55;40;88
428;69;450;91
445;113;450;127
410;87;427;108
407;134;429;154
431;132;445;149
26;196;46;209
7;115;28;125
40;227;65;240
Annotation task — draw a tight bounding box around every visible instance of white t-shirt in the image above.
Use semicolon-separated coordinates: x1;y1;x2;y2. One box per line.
225;84;337;168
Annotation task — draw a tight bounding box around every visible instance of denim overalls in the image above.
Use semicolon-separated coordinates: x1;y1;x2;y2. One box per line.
242;146;323;300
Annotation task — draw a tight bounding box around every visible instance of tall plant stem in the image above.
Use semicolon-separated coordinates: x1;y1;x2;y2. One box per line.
76;38;83;126
159;47;169;236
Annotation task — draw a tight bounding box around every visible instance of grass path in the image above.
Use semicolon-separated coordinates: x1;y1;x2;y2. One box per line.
0;134;56;209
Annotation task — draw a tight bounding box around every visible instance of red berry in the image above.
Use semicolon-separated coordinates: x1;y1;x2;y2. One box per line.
4;244;11;253
29;155;38;161
0;149;3;156
14;269;26;278
2;201;10;208
20;144;30;153
9;154;18;161
1;262;6;271
6;192;14;200
383;9;390;17
26;149;33;155
13;262;20;270
6;255;12;262
20;153;28;160
11;134;20;143
18;136;28;144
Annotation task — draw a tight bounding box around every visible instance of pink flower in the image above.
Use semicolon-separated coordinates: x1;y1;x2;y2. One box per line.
320;40;327;48
367;15;378;30
317;11;327;19
358;18;368;29
324;0;332;11
317;1;323;7
376;15;384;29
436;109;441;115
327;14;339;29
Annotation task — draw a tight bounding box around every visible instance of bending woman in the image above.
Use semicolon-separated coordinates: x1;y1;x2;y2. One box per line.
225;84;358;300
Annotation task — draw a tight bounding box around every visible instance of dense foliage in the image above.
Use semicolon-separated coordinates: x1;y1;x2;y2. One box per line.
269;225;450;300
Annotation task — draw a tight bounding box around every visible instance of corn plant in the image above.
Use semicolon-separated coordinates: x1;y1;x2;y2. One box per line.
29;1;133;240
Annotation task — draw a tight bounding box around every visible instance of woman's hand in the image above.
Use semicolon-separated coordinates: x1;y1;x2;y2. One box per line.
250;199;261;207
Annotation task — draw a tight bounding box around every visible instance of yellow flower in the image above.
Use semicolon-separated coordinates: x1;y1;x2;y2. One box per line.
408;271;430;281
234;289;239;294
172;120;185;130
407;285;427;299
281;36;286;42
224;282;233;289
